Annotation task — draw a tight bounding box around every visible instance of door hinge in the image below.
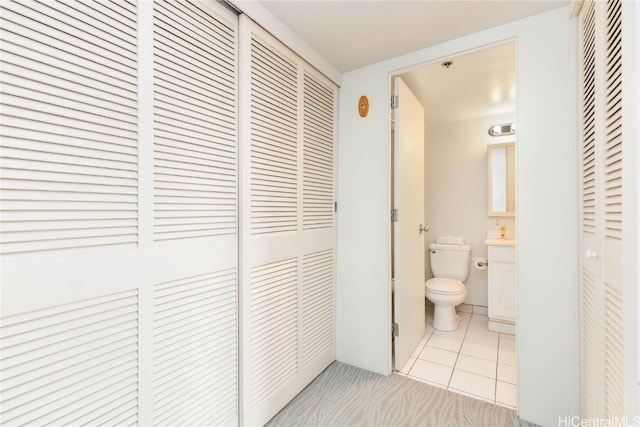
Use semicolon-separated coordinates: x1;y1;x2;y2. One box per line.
392;322;399;337
391;208;399;222
334;201;338;213
391;95;399;109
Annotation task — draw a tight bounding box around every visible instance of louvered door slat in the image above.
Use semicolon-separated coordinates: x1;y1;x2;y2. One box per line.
0;290;138;426
250;259;298;406
250;36;299;235
153;269;238;427
0;0;138;257
23;0;137;49
580;0;597;237
2;1;137;63
604;284;624;416
1;72;135;120
68;0;137;31
154;59;236;109
154;31;235;92
153;0;237;242
603;0;623;242
303;73;335;230
155;2;236;66
581;269;599;415
302;250;334;366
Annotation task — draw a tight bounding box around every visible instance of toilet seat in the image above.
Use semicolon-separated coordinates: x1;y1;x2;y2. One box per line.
425;278;466;296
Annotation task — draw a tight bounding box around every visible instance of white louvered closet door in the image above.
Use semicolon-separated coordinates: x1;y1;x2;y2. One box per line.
239;16;338;426
151;2;239;426
579;0;604;417
578;0;636;419
1;1;239;425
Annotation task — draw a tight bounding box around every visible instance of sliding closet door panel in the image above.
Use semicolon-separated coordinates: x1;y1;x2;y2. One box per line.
300;70;337;369
602;0;625;417
152;1;238;426
240;16;337;426
1;1;239;425
578;0;635;419
579;0;604;418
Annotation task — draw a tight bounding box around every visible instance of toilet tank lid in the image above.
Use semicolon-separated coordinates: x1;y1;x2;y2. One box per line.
429;242;471;252
436;236;464;244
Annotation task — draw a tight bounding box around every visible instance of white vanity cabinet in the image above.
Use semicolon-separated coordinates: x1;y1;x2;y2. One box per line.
486;241;516;334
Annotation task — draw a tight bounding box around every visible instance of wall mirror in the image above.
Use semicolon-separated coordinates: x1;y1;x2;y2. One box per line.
488;142;515;217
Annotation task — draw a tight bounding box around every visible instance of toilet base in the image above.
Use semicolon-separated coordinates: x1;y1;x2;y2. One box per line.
432;305;460;331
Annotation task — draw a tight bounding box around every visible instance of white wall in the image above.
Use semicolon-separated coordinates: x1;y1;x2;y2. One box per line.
424;113;515;307
337;7;578;426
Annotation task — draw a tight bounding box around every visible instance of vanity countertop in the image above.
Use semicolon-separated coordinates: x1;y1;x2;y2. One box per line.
485;238;516;246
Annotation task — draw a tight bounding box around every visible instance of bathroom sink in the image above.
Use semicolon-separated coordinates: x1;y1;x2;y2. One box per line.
485;238;515;246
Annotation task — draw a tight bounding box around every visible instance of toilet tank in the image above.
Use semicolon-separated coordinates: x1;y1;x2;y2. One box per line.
429;240;472;282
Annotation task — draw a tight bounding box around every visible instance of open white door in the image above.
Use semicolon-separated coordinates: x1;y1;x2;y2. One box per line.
393;77;426;370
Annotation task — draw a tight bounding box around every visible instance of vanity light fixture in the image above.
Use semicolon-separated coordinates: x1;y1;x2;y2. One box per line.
488;122;516;137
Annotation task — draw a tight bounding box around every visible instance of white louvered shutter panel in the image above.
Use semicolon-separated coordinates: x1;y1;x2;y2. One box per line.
153;0;237;242
1;1;240;425
240;17;337;426
249;36;299;234
1;1;142;424
303;72;335;230
602;0;624;418
578;0;635;419
578;0;604;418
153;269;238;426
0;0;138;257
1;291;139;426
151;1;239;425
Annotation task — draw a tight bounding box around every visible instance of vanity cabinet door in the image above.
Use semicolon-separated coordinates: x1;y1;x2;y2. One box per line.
488;246;516;323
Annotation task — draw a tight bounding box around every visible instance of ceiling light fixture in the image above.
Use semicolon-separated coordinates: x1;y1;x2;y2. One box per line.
488;122;516;137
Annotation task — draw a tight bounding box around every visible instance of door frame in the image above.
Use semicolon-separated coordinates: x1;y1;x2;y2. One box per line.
387;40;521;375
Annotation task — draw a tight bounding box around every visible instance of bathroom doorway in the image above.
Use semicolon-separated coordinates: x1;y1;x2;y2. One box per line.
390;41;518;410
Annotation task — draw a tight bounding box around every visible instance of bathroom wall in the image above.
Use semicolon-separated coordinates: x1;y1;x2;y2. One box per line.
424;113;515;307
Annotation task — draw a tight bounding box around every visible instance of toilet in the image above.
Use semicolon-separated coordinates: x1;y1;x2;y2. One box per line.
425;236;471;331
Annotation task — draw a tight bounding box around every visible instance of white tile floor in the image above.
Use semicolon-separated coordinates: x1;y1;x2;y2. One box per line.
396;307;517;409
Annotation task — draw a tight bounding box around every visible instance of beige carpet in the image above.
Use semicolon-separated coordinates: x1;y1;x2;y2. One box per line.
266;361;538;427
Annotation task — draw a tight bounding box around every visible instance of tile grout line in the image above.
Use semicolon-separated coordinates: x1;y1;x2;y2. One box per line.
408;311;515;409
446;313;471;388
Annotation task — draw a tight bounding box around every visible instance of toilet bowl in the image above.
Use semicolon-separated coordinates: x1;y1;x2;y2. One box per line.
425;278;467;331
426;236;471;331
